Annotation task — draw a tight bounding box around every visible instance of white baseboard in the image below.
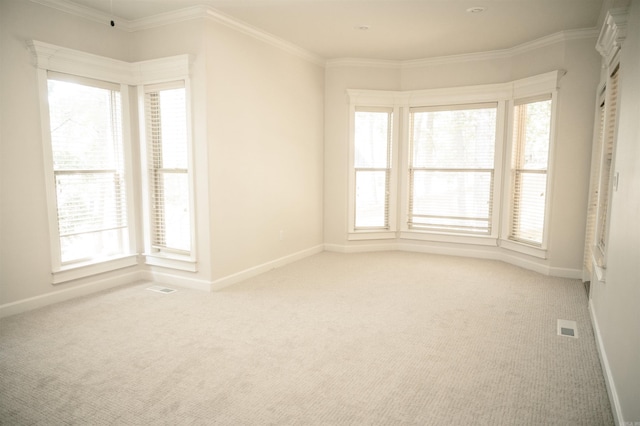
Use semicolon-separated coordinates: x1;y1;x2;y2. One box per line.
210;244;324;291
140;270;212;292
589;299;624;426
325;242;582;279
0;270;142;319
324;242;396;253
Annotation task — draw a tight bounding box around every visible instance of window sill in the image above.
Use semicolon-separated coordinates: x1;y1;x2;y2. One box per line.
348;231;397;241
499;239;547;259
144;253;198;272
52;254;139;284
400;231;497;246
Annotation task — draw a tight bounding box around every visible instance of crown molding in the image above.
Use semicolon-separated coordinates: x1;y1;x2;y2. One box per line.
596;8;629;67
29;0;325;66
30;0;132;31
202;8;325;67
327;27;599;70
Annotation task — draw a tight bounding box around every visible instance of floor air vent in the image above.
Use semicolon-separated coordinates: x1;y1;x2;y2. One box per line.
557;319;578;338
146;285;177;294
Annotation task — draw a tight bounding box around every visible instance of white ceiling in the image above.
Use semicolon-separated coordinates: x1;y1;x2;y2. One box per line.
60;0;605;61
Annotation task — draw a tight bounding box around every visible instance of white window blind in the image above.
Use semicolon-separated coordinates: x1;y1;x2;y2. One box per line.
508;97;552;246
47;74;129;264
354;108;393;230
408;104;497;235
144;83;191;254
595;66;619;257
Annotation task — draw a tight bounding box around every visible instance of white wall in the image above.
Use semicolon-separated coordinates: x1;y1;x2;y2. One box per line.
323;36;601;275
0;0;325;308
590;0;640;422
205;22;325;281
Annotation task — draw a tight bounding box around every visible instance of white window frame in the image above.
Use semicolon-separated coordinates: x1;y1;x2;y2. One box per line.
347;71;563;255
398;84;509;247
347;91;401;240
30;41;138;283
405;102;502;241
137;64;197;272
500;93;559;258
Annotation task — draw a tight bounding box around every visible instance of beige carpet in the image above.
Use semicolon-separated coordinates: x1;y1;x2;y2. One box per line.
0;251;613;425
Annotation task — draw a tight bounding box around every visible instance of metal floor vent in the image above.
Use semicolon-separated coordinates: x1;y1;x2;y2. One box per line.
146;285;177;294
557;319;578;338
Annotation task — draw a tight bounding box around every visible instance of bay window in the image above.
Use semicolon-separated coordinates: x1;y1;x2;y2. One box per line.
348;71;561;256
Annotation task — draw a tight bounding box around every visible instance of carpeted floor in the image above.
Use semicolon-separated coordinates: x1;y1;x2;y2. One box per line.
0;251;614;425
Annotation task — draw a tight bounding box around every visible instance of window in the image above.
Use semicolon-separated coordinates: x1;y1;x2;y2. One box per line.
45;72;133;274
508;97;553;246
143;82;192;256
347;71;562;256
408;104;497;235
353;108;393;230
31;41;194;282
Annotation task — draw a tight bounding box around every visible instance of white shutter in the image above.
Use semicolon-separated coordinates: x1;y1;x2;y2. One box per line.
408;103;497;235
144;83;191;253
509;97;552;246
595;66;619;257
47;75;128;264
584;97;605;273
354;108;392;230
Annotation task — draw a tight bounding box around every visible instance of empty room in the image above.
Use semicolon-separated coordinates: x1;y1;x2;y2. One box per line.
1;0;638;424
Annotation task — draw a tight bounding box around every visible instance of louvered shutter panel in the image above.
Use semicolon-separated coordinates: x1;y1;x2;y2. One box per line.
596;67;619;254
584;99;605;273
408;104;497;235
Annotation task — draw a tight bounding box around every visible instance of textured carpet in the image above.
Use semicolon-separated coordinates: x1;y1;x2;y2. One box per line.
0;251;613;425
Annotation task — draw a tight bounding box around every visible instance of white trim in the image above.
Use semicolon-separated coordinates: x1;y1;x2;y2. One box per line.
399;232;497;247
323;243;579;278
0;271;142;319
52;255;139;284
144;254;198;273
28;41;193;86
589;299;625;426
140;270;211;292
202;9;324;67
596;8;629;68
29;0;126;30
28;1;324;66
132;55;193;85
28;40;134;84
499;239;547;260
210;245;324;290
348;232;397;241
327;28;598;69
